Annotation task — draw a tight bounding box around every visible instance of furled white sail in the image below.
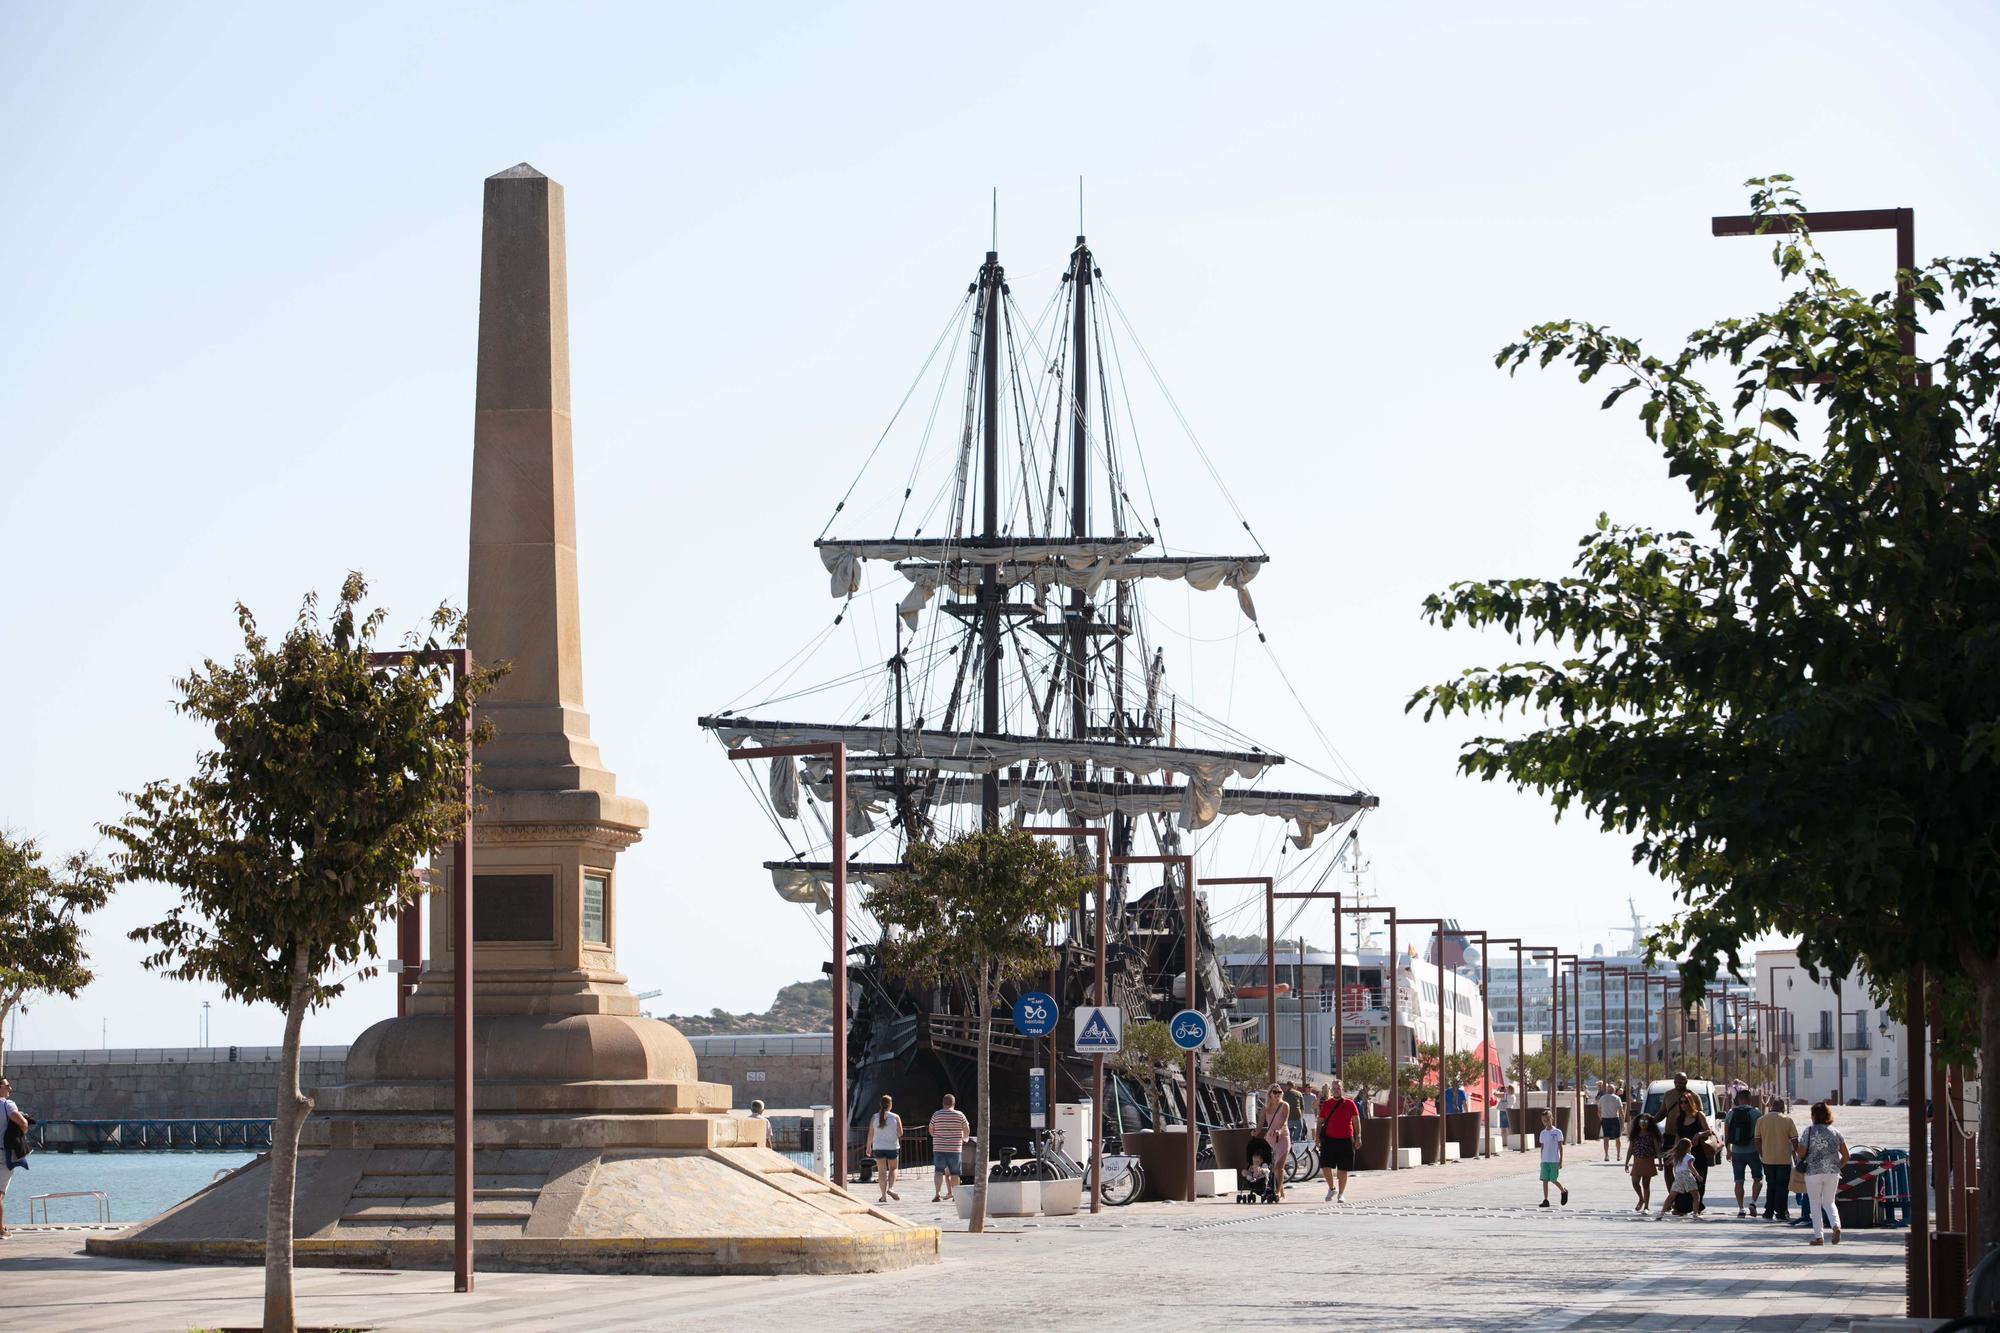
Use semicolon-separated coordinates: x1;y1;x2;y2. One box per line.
816;536;1154;598
888;554;1267;628
803;772;1374;846
703;716;1278;781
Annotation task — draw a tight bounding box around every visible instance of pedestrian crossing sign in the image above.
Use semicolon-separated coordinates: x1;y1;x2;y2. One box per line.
1074;1005;1123;1054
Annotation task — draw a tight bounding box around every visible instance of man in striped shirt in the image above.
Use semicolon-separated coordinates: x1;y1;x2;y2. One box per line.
927;1094;971;1202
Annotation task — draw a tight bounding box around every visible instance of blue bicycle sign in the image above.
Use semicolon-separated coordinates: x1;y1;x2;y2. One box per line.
1168;1008;1210;1051
1011;991;1058;1037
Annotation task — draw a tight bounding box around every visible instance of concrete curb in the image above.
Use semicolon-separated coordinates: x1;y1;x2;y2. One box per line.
84;1226;942;1275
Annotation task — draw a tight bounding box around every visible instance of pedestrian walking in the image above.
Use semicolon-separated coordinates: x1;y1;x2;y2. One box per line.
1796;1102;1849;1246
1626;1114;1661;1212
1498;1083;1512;1135
1659;1137;1702;1221
1598;1082;1624;1162
869;1094;904;1203
1536;1108;1568;1207
1317;1078;1360;1205
1301;1083;1321;1148
1660;1082;1715;1215
1283;1080;1306;1142
0;1076;29;1240
1756;1097;1798;1221
926;1093;971;1202
1724;1088;1764;1217
1263;1085;1293;1202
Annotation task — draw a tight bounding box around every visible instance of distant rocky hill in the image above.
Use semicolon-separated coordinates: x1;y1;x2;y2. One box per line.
660;978;831;1035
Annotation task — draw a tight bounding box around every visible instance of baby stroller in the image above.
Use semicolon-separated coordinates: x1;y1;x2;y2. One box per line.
1236;1134;1280;1204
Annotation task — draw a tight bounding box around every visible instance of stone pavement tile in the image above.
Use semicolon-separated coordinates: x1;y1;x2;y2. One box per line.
0;1143;1914;1332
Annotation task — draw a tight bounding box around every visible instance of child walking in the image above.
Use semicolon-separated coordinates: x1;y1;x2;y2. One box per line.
1536;1108;1568;1207
1626;1114;1661;1213
1658;1137;1702;1220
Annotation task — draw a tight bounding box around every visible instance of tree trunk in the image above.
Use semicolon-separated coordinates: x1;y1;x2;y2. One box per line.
264;963;315;1333
0;993;15;1077
970;966;990;1235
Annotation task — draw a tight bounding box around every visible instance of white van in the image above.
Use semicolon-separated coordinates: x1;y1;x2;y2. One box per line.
1641;1078;1718;1123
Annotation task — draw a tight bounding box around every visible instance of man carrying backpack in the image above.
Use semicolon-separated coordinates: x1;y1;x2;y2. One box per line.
1724;1087;1764;1218
1;1076;31;1240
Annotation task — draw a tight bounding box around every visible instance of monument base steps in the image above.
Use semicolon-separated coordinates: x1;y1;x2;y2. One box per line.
86;1112;938;1275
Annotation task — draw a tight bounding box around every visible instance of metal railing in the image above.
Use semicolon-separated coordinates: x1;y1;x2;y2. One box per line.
30;1118;275;1151
683;1033;831;1057
1806;1031;1871;1052
925;1014;1034;1058
5;1045;349;1067
28;1191;110;1223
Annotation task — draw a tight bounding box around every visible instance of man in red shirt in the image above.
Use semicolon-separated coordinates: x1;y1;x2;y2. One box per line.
1317;1078;1361;1205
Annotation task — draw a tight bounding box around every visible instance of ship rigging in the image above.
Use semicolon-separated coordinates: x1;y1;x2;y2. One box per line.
699;221;1379;1150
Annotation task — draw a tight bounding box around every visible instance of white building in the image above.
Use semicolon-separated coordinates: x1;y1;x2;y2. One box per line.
1754;947;1912;1105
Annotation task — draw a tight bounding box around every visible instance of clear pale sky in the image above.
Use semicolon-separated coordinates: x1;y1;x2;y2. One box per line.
3;2;1995;1053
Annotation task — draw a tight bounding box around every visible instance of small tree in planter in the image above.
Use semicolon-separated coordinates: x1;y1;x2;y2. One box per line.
1441;1048;1486;1110
1112;1018;1182;1127
1208;1034;1268;1087
103;575;498;1333
1340;1050;1391;1114
0;837;111;1076
866;826;1091;1233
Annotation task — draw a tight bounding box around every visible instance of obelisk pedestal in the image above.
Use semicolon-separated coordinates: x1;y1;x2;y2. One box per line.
87;165;936;1276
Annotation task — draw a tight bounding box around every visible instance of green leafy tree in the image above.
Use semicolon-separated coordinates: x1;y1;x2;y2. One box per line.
1112;1018;1181;1127
1442;1048;1486;1096
866;826;1092;1233
1411;176;2000;1238
1340;1050;1391;1112
1403;1041;1443;1106
0;836;112;1075
103;575;497;1333
1208;1034;1268;1086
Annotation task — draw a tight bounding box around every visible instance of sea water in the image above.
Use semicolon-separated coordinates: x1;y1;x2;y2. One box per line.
7;1151;255;1223
11;1150;823;1224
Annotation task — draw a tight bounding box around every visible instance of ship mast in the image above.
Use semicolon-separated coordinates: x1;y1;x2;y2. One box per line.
1066;235;1092;800
979;248;1004;830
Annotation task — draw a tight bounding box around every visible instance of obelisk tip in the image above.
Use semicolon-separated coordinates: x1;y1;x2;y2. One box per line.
489;162;549;180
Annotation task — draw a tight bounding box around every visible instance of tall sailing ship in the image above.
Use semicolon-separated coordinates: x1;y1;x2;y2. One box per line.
699;223;1378;1152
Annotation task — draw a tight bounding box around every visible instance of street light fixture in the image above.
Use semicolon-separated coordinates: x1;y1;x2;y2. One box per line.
726;740;849;1187
1027;826;1108;1215
1713;199;1932;1318
365;646;473;1293
1113;854;1198;1202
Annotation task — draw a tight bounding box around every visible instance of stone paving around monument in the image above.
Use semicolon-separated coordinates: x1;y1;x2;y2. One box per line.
1;1107;1915;1331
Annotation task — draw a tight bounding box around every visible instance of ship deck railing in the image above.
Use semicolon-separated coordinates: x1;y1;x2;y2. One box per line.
924;1014;1036;1061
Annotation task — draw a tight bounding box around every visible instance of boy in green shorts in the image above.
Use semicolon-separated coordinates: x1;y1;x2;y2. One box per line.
1537;1108;1568;1207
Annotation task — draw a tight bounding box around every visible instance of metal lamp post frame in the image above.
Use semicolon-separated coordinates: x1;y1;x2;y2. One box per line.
1112;854;1198;1202
1485;937;1528;1152
1026;825;1109;1214
1713;200;1931;1315
366;648;474;1293
1399;916;1453;1169
727;741;849;1186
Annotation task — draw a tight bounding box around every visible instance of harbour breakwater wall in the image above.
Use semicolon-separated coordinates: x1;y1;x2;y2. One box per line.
5;1047;351;1120
4;1032;834;1120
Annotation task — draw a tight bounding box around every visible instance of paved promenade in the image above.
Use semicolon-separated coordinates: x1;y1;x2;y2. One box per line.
1;1107;1915;1331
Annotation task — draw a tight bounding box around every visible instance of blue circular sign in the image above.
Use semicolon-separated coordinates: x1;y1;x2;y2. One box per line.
1169;1008;1210;1051
1012;991;1059;1037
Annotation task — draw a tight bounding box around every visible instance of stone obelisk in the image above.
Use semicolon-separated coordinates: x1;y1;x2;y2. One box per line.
350;164;686;1091
89;166;936;1274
